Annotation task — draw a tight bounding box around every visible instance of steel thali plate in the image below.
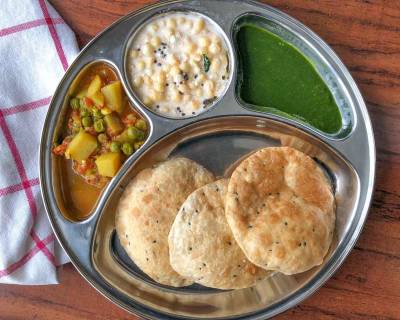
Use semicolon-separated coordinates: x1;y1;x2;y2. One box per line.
39;1;375;319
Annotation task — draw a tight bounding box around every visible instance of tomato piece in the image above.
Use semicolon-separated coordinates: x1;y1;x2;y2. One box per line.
71;110;80;120
53;144;67;156
75;159;95;175
84;127;97;136
83;97;94;107
52;138;71;156
122;113;137;126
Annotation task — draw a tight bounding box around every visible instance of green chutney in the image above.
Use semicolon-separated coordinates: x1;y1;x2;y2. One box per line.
237;24;342;134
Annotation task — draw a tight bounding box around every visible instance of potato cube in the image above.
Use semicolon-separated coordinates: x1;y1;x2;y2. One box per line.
91;91;105;108
76;88;87;99
104;113;124;136
101;81;123;113
87;75;102;97
95;152;122;177
66;131;98;161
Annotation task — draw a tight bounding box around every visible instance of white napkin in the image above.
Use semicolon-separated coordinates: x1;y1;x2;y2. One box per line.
0;0;78;284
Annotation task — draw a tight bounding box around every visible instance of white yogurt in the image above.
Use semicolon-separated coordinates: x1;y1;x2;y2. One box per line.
127;12;230;118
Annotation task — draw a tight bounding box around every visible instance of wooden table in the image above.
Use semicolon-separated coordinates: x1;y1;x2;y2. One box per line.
1;1;399;319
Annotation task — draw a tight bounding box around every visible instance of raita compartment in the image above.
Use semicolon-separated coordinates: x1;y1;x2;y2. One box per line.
123;10;234;120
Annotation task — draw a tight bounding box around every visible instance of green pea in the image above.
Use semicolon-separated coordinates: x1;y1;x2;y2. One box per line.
80;106;90;117
126;113;137;122
71;119;81;133
94;119;105;133
134;141;144;150
70;98;80;110
97;133;108;144
79;98;87;109
72;126;80;134
81;116;93;127
72;120;81;128
136;130;145;141
110;141;121;153
135;119;147;131
127;127;140;140
92;108;103;119
122;142;134;156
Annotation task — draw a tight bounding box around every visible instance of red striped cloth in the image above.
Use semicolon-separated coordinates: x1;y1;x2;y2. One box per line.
0;0;78;284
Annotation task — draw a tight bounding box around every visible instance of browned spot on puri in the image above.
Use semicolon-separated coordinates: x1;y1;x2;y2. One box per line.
244;264;257;275
288;240;299;250
131;207;141;217
237;214;249;226
275;247;286;259
120;203;129;211
221;269;230;277
142;194;153;204
260;233;273;246
139;169;153;180
269;213;280;224
222;235;232;244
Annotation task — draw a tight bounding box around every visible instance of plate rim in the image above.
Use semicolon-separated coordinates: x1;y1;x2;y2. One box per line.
39;0;376;319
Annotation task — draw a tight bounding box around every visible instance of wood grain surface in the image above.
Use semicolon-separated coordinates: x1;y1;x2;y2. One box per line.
1;1;399;319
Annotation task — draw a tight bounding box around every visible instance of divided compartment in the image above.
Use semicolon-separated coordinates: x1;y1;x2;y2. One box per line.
232;13;355;139
51;60;149;222
92;115;360;317
122;9;235;120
